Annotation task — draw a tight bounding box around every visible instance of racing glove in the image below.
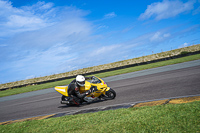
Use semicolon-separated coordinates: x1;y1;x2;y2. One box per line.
85;90;91;95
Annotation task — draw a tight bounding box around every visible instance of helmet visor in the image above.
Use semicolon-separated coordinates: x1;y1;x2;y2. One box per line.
77;81;85;86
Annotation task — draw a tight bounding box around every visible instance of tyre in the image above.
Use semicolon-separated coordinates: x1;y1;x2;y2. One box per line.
101;88;116;100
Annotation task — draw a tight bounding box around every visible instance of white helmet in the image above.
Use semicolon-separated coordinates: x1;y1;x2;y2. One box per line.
76;75;85;86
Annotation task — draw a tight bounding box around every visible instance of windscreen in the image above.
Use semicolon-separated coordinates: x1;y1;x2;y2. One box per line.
88;76;101;84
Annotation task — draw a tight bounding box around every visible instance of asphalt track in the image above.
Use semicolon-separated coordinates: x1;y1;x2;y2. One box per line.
0;60;200;122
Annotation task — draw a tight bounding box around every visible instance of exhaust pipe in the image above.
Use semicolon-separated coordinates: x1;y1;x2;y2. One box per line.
60;100;69;104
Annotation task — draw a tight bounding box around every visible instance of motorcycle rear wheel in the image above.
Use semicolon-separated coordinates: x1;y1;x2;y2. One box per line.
101;88;116;100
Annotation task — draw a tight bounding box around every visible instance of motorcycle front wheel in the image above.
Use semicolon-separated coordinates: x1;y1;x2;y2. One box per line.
101;88;116;100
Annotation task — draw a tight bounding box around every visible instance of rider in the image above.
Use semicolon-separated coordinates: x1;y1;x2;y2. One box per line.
67;75;93;105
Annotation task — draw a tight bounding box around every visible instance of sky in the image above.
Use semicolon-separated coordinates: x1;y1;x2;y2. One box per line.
0;0;200;83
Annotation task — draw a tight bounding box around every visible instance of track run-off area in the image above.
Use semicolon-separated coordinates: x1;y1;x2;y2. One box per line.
0;60;200;123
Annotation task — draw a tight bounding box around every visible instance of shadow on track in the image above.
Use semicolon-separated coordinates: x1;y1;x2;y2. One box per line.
57;99;106;109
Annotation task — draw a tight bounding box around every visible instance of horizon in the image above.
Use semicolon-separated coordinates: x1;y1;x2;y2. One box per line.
0;0;200;83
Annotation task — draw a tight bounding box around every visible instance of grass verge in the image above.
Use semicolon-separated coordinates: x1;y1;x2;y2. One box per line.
0;54;200;98
0;101;199;133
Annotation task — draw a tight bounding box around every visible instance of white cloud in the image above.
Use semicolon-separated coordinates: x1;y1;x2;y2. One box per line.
0;0;93;82
0;0;54;37
150;32;171;42
150;32;161;41
183;42;189;47
0;0;92;48
0;0;199;83
91;44;120;56
139;0;195;20
9;18;92;49
4;41;81;80
179;42;190;48
97;25;108;30
25;1;54;10
104;12;117;19
163;33;171;38
122;26;134;33
7;15;44;27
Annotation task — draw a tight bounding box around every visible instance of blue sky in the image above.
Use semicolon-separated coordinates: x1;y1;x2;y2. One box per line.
0;0;200;83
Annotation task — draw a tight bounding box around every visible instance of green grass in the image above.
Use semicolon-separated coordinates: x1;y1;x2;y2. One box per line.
0;54;200;98
1;101;199;133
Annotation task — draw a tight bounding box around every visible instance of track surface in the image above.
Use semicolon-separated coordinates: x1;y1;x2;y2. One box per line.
0;60;200;122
